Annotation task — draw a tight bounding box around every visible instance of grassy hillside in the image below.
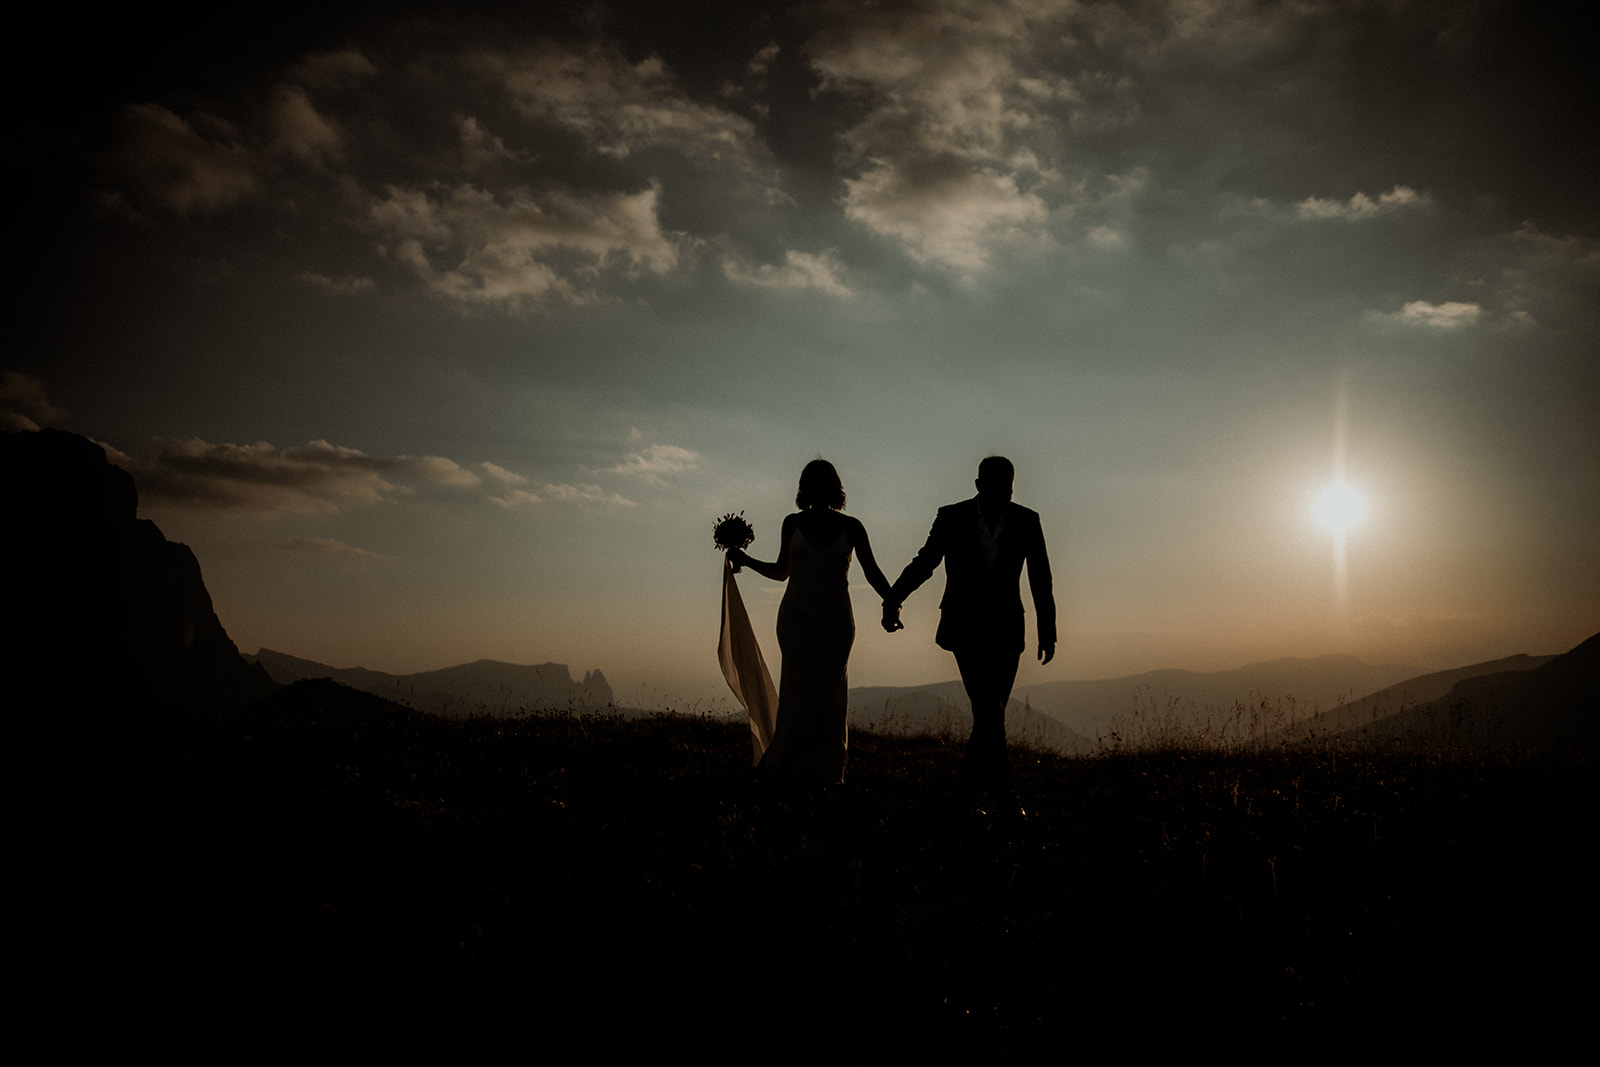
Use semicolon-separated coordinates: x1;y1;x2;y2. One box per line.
59;680;1592;1055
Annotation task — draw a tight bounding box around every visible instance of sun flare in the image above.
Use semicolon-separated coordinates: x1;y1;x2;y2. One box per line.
1312;480;1369;537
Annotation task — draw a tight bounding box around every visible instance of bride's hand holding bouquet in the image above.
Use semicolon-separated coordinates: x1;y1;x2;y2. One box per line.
713;512;755;573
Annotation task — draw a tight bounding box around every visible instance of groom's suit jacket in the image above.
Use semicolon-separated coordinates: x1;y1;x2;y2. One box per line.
891;497;1056;654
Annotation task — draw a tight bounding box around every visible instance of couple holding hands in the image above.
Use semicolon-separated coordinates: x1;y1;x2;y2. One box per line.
724;456;1054;815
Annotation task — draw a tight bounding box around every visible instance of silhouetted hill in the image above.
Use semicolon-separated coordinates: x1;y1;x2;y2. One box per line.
248;648;613;716
845;654;1424;751
848;650;1594;755
1267;652;1552;744
2;428;273;723
1009;654;1425;744
1316;633;1598;751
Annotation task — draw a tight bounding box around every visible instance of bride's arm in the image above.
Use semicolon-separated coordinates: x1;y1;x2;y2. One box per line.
729;514;794;581
848;517;895;601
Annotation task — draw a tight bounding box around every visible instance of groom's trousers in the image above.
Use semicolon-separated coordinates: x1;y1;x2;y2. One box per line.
954;640;1021;791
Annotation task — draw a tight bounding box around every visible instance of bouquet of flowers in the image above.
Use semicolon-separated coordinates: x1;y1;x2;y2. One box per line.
713;511;755;571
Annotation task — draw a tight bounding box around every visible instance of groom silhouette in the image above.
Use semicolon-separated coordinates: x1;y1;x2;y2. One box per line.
883;456;1055;815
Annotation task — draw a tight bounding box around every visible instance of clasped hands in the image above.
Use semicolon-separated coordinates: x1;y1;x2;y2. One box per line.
882;599;1056;665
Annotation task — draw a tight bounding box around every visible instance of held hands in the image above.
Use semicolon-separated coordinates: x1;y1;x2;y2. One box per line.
880;600;904;634
726;548;749;573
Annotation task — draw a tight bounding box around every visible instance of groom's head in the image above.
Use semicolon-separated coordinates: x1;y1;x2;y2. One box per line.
976;455;1014;504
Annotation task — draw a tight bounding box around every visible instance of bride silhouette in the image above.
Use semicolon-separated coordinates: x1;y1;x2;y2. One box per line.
728;460;896;784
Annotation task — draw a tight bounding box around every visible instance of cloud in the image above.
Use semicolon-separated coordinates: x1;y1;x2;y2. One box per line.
100;433;646;516
457;115;518;171
484;442;694;506
540;483;637;507
723;250;852;296
112;104;259;214
268;86;344;166
1086;224;1126;249
109;437;407;514
297;272;376;295
843;156;1046;268
724;41;782;115
102;434;540;517
810;0;1046;162
274;537;384;559
371;182;679;307
489;483;636;508
1;371;65;430
488;488;545;506
1497;223;1600;329
803;1;1452;270
100;35;778;305
295;49;377;90
412;455;482;487
805;1;1081;269
1370;300;1484;329
611;443;701;478
1296;186;1427;221
482;40;768;175
480;461;529;485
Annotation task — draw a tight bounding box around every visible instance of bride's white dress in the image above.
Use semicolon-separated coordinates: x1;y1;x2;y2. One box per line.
759;524;854;783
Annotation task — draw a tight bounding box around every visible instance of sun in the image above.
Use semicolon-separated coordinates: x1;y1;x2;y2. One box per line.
1312;480;1368;537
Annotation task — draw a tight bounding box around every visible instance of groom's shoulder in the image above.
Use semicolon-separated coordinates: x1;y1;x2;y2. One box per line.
1008;502;1044;526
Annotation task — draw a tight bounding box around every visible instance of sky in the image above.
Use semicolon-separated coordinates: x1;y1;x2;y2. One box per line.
5;0;1596;707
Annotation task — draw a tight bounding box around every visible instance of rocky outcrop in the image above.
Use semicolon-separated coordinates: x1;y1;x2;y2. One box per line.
2;428;274;722
581;669;614;706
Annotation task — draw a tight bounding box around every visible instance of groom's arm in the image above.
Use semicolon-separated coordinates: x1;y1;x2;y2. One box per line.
889;511;947;605
1026;513;1057;663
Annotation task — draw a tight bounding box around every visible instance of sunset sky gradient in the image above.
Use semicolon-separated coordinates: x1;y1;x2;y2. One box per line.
7;0;1595;704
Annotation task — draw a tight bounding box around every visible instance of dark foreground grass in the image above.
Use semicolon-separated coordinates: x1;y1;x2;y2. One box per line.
50;680;1593;1057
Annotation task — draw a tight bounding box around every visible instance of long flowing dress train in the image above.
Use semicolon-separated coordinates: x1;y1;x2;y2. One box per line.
718;558;778;763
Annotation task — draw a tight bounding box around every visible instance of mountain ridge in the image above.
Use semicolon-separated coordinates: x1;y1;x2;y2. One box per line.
1009;654;1430;744
845;643;1593;753
252;642;1593;753
1265;653;1555;743
248;647;613;717
1312;636;1598;751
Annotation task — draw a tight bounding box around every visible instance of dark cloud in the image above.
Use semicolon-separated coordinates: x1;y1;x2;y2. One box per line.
1;371;65;430
108;437;409;513
267;86;346;166
294;48;379;91
369;181;680;307
96;434;657;516
110;104;260;214
33;1;1590;305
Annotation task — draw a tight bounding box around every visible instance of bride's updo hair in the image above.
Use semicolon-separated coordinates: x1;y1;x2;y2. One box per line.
796;458;846;511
